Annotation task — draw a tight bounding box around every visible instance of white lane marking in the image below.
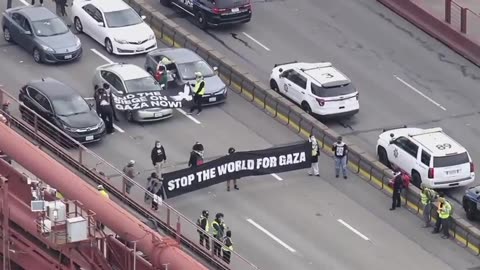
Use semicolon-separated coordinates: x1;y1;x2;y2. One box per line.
19;0;30;6
337;219;370;241
91;49;114;64
271;173;283;181
394;75;447;111
246;218;296;253
113;124;125;133
242;32;271;51
176;108;201;124
84;97;95;101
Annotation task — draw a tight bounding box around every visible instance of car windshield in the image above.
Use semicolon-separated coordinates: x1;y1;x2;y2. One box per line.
104;9;142;28
311;83;356;98
124;76;162;93
177;61;215;80
433;152;470;168
52;95;90;116
31;17;69;37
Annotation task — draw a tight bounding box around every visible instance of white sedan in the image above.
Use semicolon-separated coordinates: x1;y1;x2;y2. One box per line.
71;0;157;55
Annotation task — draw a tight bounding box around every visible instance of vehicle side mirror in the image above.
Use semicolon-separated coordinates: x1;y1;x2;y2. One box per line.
97;22;104;27
141;15;147;20
24;30;32;35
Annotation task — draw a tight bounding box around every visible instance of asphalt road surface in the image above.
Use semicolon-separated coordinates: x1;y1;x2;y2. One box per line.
144;0;480;219
1;0;480;269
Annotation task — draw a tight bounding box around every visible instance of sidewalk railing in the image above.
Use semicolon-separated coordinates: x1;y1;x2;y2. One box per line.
0;89;259;270
444;0;480;36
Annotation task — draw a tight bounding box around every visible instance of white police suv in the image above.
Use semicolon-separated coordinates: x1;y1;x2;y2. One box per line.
269;61;359;118
376;127;475;189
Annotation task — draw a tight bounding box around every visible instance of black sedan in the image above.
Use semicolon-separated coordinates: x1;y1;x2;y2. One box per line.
2;6;82;63
19;78;106;145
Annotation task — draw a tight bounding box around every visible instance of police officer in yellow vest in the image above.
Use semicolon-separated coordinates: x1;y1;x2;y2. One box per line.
211;213;226;256
97;185;109;199
197;210;210;250
222;230;233;264
420;183;438;228
432;196;451;239
188;72;205;116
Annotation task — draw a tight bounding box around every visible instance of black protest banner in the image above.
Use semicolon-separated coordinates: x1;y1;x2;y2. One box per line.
162;142;311;198
112;91;187;111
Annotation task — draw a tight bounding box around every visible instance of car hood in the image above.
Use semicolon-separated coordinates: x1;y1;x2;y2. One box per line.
58;111;101;129
187;76;226;95
38;31;77;51
109;23;153;42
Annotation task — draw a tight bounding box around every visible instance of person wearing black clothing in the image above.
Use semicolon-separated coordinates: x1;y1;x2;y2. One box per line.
222;230;233;264
188;142;204;168
151;141;167;179
144;172;161;204
332;136;348;179
31;0;43;5
197;210;210;250
390;172;404;210
212;213;226;257
226;147;239;191
94;85;116;134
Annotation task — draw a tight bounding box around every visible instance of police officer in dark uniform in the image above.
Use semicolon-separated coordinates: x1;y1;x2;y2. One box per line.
389;171;404;210
197;210;210;250
211;213;226;256
222;230;233;264
94;84;115;134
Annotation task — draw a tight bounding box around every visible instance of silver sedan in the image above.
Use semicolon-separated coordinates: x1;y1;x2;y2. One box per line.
92;63;173;122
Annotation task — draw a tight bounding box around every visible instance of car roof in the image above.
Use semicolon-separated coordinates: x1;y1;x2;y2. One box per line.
101;63;150;81
14;6;56;21
148;48;202;64
396;127;466;156
27;78;79;99
80;0;130;12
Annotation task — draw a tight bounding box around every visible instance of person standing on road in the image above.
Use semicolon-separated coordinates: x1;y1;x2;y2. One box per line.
151;141;167;179
332;136;348;179
308;134;320;177
197;210;210;250
212;213;226;257
389;171;403;211
222;230;233;264
189;142;204;168
188;72;206;116
122;160;139;195
420;183;438;228
31;0;44;5
144;172;161;203
432;196;452;239
227;147;239;191
94;85;115;134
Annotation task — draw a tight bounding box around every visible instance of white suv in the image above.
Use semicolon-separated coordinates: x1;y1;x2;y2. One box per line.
376;127;475;189
269;62;359;118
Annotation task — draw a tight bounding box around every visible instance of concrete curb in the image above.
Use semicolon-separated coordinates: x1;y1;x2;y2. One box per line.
377;0;480;66
122;0;480;256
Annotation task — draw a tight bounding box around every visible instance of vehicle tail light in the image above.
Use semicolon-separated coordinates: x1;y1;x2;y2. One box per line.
317;99;325;106
356;93;359;100
213;8;228;14
470;162;475;173
428;168;434;178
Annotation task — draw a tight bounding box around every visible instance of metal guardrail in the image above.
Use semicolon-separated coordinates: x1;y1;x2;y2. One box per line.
121;0;480;255
0;90;258;270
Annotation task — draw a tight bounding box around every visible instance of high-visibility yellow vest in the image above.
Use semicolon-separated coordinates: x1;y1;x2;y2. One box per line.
222;237;233;251
56;192;64;200
212;220;219;236
199;216;210;232
438;201;451;219
194;80;205;96
421;188;436;205
99;190;109;199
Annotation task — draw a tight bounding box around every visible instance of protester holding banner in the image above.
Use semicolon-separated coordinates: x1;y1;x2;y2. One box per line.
308;135;320;177
226;147;239;191
188;142;204;168
145;172;162;204
151;141;167;179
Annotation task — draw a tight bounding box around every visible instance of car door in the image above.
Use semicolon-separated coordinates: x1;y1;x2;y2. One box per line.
101;71;126;97
9;13;31;49
284;70;306;104
388;136;419;173
277;69;294;97
20;18;35;52
27;87;55;123
81;4;105;42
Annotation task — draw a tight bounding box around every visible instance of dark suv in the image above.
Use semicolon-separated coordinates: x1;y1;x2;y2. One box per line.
19;78;106;146
160;0;252;29
463;185;480;221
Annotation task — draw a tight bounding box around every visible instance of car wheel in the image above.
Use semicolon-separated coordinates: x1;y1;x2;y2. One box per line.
126;111;134;122
196;11;208;29
301;102;312;114
377;147;391;168
411;171;422;188
74;17;83;33
270;79;280;93
160;0;172;6
105;38;113;55
33;48;42;63
3;27;12;42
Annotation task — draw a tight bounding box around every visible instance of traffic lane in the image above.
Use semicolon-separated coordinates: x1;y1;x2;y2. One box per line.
169;158;463;270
